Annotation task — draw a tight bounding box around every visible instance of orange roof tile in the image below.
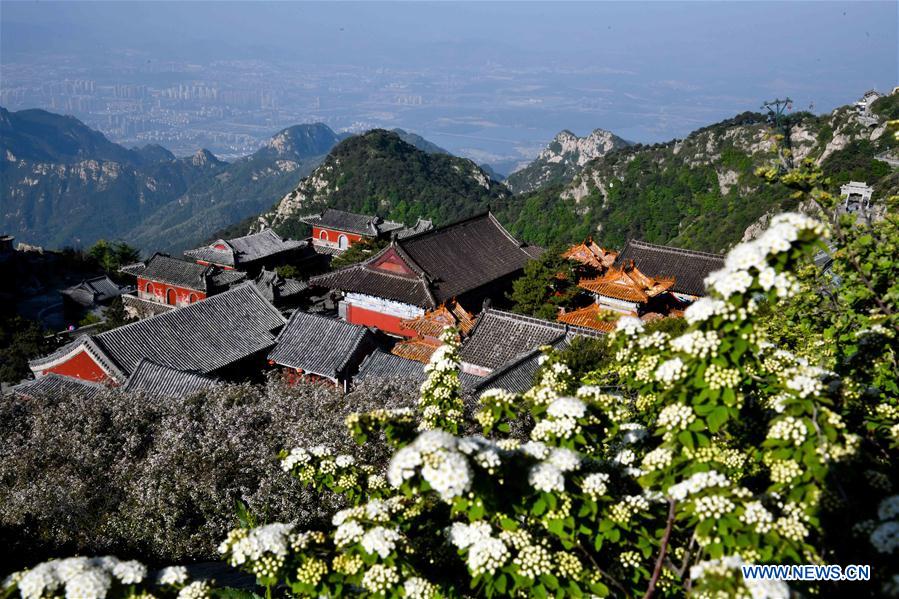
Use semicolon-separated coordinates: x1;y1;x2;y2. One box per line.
557;303;619;332
578;263;675;303
391;337;441;363
563;238;618;270
400;300;476;338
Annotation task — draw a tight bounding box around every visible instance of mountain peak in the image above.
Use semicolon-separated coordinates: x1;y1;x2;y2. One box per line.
265;123;339;159
505;127;631;194
190;148;221;167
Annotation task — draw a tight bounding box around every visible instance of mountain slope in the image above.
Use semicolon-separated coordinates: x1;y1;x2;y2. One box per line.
505;128;631;194
497;101;897;252
262;129;510;238
0;108;342;252
126;124;340;252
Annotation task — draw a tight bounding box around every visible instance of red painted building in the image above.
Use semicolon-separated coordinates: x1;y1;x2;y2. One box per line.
28;284;286;385
120;254;247;316
301;208;431;251
309;212;540;337
184;229;308;275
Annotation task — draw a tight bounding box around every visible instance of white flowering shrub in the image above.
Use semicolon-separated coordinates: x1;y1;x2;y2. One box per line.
210;210;899;598
2;557;206;599
9;172;898;597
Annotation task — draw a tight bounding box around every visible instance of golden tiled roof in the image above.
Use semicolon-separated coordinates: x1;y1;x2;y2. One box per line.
400;300;475;338
578;263;675;303
557;303;619;332
390;337;441;363
563;238;618;270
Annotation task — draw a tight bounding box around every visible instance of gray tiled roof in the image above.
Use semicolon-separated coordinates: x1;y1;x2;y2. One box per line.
61;276;127;306
268;311;375;380
308;213;533;307
122;359;218;398
461;309;600;371
471;337;570;395
31;284;286;380
119;262;147;277
614;240;724;297
396;218;434;239
98;283;286;376
354;350;426;384
138;254;214;291
11;373;107;399
253;269;308;302
185;229;306;267
301;209;404;237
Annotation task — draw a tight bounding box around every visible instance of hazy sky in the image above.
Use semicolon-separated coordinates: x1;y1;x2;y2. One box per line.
1;1;896;160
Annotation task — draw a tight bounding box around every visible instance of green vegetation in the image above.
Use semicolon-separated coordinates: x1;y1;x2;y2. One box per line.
271;130;510;237
329;238;389;270
506;247;577;320
0;314;48;384
86;239;141;273
500;104;897;253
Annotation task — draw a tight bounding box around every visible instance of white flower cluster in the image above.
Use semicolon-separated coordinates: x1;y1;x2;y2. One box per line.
529;463;565;493
670;330;720;359
532;396;587;442
641;446;675;471
403;577;440;599
767;416;808;446
479;388;517;406
705;212;825;300
387;430;472;502
581;472;610;500
870;494;899;554
281;447;311;471
157;566;189;586
13;557;149;599
609;495;650;523
361;526;403;559
785;372;825;399
704;364;741;390
741;501;774;533
513;544;554;579
684;297;730;325
690;555;789;599
361;564;400;594
694;494;735;520
615;315;645;336
177;581;213;599
218;522;293;566
657;403;695;431
448;522;510;576
768;459;803;484
667;470;730;501
655;357;687;385
871;522;899;554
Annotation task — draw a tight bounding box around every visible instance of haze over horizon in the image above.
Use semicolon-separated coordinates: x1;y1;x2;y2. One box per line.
2;1;896;169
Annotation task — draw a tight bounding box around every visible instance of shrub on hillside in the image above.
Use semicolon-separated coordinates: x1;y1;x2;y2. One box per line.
0;377;418;567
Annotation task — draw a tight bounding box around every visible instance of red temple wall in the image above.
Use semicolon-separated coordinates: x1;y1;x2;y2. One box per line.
39;350;110;383
312;227;364;247
137;277;206;307
345;304;417;337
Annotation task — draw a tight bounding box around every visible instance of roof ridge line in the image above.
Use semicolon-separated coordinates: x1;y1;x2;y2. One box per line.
626;239;724;259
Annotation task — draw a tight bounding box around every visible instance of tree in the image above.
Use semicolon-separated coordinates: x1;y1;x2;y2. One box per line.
508;248;578;320
330;238;389;270
0;315;48;384
87;240;140;273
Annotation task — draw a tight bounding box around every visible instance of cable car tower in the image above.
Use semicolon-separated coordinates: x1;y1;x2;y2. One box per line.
761;98;794;171
761;97;793;128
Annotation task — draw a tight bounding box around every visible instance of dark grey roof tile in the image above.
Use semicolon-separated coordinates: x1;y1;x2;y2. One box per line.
268;311;375;380
614;240;724;297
